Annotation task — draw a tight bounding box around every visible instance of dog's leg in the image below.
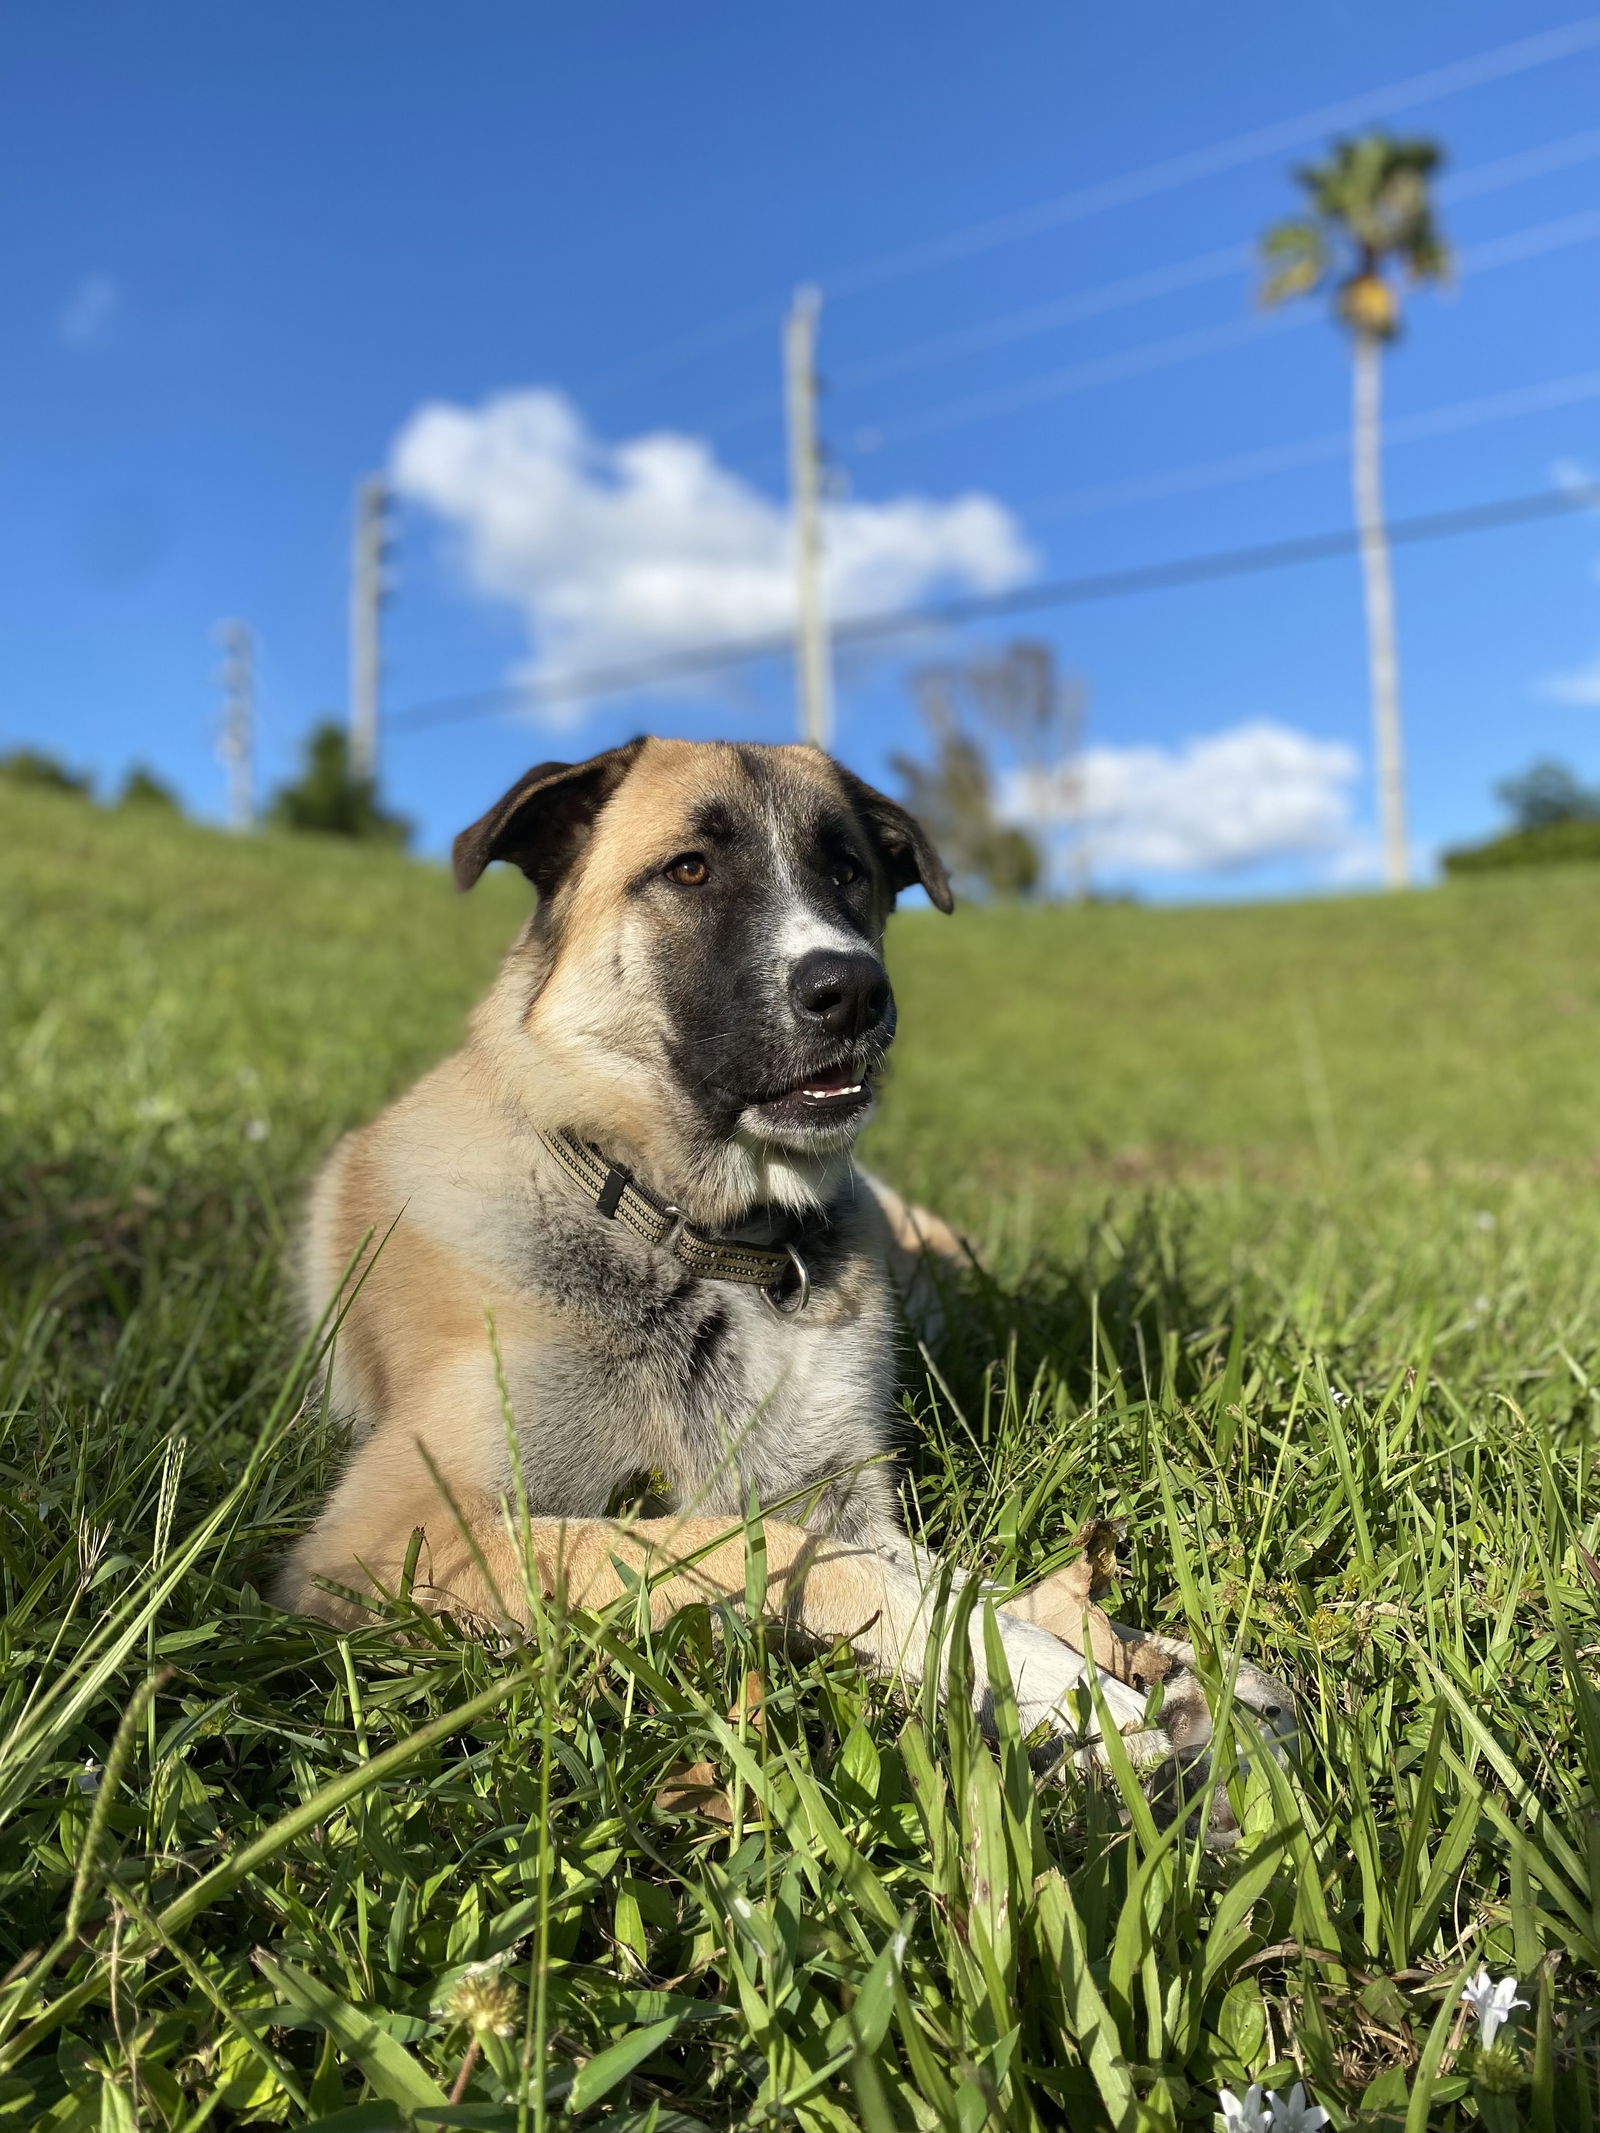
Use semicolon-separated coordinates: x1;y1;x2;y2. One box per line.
277;1497;1164;1767
995;1553;1299;1837
999;1554;1297;1750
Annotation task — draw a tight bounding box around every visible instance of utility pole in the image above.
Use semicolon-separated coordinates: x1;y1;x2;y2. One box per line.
783;286;833;750
349;473;389;785
1351;336;1408;889
215;618;255;831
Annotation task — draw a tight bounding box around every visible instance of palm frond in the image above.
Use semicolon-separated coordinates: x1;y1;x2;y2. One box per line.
1265;130;1449;332
1258;218;1327;306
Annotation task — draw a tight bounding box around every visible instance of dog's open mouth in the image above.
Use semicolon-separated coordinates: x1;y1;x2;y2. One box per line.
748;1058;874;1129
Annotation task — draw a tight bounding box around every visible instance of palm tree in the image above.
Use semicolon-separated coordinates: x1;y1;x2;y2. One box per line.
1261;134;1449;890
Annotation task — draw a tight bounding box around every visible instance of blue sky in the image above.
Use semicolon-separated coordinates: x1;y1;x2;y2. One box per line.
6;0;1600;898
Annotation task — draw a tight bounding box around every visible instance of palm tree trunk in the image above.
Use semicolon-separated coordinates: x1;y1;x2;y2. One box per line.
1351;331;1408;890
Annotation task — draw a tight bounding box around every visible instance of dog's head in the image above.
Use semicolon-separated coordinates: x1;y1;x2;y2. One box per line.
455;737;951;1217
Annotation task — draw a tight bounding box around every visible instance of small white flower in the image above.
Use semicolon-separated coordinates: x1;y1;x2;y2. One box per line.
1218;2083;1329;2133
1328;1388;1351;1409
1218;2088;1271;2133
243;1117;270;1143
1461;1966;1527;2049
1268;2083;1330;2132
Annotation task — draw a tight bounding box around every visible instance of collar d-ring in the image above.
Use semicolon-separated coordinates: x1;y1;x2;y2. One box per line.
763;1243;811;1317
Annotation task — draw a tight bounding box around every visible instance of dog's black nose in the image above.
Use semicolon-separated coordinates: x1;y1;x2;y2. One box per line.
789;950;891;1040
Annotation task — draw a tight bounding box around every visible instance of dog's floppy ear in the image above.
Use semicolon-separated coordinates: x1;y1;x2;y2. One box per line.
453;739;646;895
834;766;955;913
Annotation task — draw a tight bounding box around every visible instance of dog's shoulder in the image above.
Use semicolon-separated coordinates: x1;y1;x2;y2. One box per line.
848;1170;967;1347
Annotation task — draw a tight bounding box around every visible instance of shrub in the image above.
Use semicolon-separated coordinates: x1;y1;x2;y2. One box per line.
115;764;182;811
268;720;410;845
0;747;92;797
1442;816;1600;874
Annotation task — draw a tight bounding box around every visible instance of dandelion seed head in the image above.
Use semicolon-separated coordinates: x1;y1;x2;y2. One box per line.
440;1962;520;2038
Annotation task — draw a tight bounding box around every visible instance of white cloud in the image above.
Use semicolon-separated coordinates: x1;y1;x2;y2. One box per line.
1008;719;1362;873
1551;456;1600;504
57;272;120;349
390;388;1033;694
1542;655;1600;706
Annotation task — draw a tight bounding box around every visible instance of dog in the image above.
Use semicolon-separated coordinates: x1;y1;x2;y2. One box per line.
276;736;1292;1811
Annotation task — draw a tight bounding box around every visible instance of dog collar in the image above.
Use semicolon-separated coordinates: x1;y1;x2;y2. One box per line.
537;1127;811;1314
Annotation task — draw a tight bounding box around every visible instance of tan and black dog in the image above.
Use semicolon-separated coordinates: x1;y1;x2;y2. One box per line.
277;736;1291;1798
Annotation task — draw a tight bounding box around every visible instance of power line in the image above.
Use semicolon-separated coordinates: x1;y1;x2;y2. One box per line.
846;201;1600;455
824;127;1600;400
1449;201;1600;274
584;17;1600;401
849;309;1307;454
1443;124;1600;202
387;478;1600;736
1017;363;1600;523
831;244;1252;395
821;18;1600;298
694;187;1600;458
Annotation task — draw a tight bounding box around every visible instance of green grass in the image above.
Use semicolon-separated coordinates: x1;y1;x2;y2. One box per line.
3;784;1600;2131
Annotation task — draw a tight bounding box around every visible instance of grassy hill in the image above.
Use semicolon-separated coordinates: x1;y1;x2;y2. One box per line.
3;787;1599;2128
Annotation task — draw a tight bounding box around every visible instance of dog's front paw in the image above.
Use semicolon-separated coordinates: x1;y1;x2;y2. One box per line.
1137;1644;1298;1845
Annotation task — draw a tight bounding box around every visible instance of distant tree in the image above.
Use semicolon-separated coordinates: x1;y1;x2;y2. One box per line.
1443;758;1600;874
963;640;1091;903
892;672;1041;900
116;764;182;811
1261;133;1450;892
1494;759;1600;832
268;720;410;845
0;748;92;797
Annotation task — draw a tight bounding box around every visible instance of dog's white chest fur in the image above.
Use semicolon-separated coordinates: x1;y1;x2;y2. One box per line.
501;1222;900;1542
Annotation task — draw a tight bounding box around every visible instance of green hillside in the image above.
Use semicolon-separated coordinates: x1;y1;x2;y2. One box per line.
886;865;1600;1189
9;783;1600;1194
3;786;1599;2128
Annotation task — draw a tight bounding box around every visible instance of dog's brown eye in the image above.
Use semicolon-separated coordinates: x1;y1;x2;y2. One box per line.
665;852;710;887
832;857;862;887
